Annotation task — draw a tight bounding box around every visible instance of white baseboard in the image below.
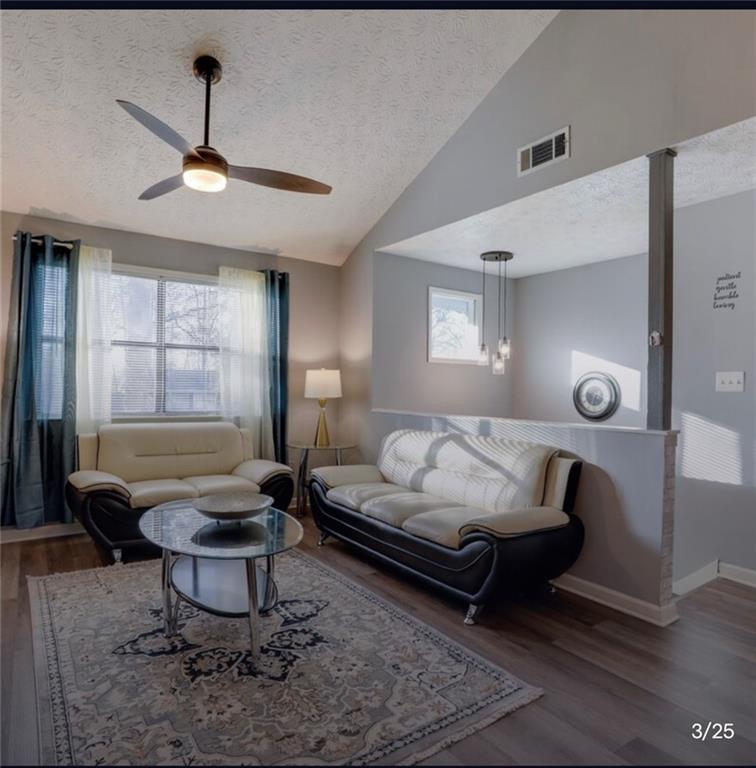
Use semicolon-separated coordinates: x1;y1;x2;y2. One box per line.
552;573;679;627
673;560;719;596
0;522;84;544
719;561;756;588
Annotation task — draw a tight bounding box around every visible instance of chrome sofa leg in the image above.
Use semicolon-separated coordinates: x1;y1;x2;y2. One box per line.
112;548;123;564
317;532;330;547
464;603;484;625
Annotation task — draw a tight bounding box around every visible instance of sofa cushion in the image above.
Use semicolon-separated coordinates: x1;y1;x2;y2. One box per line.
184;475;260;497
311;464;384;489
361;492;459;528
378;430;557;513
401;507;483;550
326;482;407;511
97;422;245;483
127;479;198;508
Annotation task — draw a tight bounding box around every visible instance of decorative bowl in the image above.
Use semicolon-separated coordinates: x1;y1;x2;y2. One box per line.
192;492;274;521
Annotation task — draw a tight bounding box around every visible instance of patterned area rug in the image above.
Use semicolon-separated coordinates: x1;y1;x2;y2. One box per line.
29;550;541;765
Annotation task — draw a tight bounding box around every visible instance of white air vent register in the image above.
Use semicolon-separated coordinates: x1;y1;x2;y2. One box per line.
518;126;570;176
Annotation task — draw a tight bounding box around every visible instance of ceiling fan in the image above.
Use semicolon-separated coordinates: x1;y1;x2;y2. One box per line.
117;55;332;200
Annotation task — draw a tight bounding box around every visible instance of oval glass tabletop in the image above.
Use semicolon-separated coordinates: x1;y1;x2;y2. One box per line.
139;500;303;560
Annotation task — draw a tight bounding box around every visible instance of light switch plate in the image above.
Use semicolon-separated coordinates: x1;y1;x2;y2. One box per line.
715;371;745;392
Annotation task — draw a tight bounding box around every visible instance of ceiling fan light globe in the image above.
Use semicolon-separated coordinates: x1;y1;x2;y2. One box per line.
183;167;227;193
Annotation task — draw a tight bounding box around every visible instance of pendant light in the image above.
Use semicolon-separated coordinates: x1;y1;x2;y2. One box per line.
480;251;513;376
477;254;490;366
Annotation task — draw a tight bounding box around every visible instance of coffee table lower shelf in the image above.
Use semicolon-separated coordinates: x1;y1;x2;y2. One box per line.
171;556;278;616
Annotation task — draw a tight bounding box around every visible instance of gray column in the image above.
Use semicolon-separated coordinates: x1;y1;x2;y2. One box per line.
647;148;676;431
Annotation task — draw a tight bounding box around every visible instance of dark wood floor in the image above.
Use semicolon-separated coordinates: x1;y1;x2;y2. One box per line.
2;522;755;765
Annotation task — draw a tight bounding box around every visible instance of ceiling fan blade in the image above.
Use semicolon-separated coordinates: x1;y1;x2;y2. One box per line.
228;165;332;195
117;100;200;159
138;175;185;200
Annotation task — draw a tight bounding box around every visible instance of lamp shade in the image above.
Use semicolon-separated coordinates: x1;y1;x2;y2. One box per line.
305;368;342;399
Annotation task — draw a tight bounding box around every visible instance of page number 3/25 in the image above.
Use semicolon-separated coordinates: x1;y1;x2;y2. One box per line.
691;722;735;741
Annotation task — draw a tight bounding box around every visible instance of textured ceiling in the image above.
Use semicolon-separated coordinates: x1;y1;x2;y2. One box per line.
382;117;756;278
0;9;557;265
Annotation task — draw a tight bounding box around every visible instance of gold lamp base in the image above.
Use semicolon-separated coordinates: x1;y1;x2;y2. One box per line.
314;398;330;447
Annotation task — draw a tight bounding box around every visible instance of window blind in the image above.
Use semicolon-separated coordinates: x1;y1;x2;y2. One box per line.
110;270;220;415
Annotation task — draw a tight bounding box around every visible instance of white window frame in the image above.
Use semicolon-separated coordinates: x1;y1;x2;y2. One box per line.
427;286;483;365
111;263;221;419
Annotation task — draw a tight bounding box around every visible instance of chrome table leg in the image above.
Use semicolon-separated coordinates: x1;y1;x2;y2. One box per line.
245;558;260;657
161;549;175;636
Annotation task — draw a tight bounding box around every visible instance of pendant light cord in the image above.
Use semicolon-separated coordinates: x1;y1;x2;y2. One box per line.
497;259;502;339
481;258;486;338
503;258;508;337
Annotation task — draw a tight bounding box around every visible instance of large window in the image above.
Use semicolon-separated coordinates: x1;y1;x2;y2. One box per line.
110;268;220;415
428;286;482;364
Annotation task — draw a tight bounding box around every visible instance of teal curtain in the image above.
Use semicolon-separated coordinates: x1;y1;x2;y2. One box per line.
262;270;289;464
1;233;79;528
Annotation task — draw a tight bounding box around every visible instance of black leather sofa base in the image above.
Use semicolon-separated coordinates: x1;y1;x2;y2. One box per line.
309;476;584;623
66;474;294;563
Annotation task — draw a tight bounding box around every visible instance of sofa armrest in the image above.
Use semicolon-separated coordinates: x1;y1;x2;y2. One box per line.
310;464;384;489
459;506;570;539
233;459;293;486
67;470;131;498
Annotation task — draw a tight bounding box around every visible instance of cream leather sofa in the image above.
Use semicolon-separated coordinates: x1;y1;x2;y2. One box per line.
66;422;293;561
309;429;584;623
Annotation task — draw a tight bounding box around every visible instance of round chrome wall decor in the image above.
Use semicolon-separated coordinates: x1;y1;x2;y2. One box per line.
573;372;621;421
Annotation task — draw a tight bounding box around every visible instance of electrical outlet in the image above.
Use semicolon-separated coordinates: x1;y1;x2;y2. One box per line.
715;371;745;393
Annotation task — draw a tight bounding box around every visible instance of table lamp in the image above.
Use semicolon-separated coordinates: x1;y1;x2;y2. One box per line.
305;368;342;447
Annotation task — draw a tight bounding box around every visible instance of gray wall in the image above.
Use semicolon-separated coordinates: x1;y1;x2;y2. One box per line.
372;252;514;417
339;9;756;456
1;212;343;465
513;254;648;427
672;191;755;576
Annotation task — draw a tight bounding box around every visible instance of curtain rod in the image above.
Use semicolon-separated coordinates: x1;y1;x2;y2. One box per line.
12;234;75;250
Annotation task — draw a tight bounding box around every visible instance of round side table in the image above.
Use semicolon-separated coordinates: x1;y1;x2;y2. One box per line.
287;442;357;517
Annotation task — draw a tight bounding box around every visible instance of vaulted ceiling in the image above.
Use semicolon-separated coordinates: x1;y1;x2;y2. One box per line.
1;10;557;265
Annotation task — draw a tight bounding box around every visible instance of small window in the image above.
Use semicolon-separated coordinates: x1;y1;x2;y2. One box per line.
428;287;482;364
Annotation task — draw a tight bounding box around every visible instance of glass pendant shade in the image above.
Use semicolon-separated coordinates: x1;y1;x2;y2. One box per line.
492;351;506;375
477;343;490;366
498;336;511;360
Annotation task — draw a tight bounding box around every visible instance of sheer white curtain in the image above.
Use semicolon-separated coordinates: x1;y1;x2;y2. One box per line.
218;266;274;460
76;246;112;434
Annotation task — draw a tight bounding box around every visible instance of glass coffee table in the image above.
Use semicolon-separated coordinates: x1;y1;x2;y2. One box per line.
139;500;303;657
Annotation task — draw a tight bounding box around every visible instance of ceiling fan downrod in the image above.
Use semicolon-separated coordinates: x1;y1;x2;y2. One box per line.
192;55;222;148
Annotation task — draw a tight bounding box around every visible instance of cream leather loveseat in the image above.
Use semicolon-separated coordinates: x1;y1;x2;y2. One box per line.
66;422;293;561
309;429;584;623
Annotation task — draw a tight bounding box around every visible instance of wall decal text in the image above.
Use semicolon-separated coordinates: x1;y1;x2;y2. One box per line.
713;271;741;310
